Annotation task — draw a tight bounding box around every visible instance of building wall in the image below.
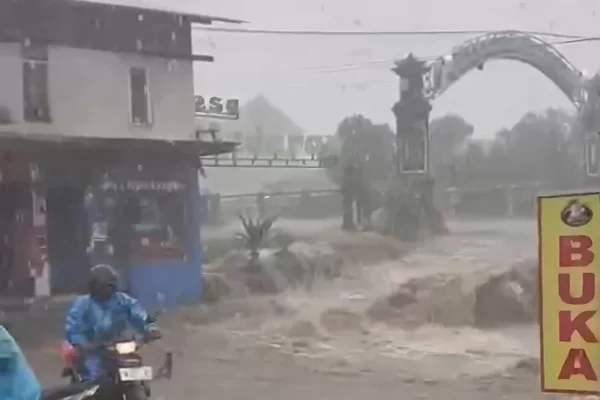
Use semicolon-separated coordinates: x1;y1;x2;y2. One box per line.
0;43;196;141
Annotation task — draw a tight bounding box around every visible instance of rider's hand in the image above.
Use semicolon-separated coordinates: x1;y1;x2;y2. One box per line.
75;342;95;352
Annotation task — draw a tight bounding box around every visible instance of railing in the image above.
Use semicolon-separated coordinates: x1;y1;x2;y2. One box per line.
201;183;546;225
201;155;326;168
443;183;543;219
203;188;340;224
219;188;338;200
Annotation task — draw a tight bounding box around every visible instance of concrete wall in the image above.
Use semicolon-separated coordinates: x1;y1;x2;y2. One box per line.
0;43;195;141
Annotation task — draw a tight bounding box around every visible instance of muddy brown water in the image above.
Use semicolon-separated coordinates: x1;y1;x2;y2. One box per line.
25;219;561;400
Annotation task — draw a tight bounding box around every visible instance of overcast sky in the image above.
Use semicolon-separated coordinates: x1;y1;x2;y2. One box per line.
103;0;600;138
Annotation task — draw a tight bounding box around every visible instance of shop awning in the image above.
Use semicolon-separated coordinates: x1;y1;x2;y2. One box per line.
0;133;238;157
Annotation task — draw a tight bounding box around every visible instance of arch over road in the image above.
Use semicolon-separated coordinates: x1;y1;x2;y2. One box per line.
423;31;589;109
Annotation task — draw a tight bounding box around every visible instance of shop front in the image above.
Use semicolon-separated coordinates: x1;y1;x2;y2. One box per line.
81;155;202;309
0;138;235;309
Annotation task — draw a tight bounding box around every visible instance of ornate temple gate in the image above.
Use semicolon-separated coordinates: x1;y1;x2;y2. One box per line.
392;30;600;207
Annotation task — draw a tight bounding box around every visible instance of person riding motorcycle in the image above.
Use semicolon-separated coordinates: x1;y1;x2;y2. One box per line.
64;264;161;381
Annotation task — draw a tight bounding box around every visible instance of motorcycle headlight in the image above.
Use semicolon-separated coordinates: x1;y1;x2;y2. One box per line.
115;341;137;354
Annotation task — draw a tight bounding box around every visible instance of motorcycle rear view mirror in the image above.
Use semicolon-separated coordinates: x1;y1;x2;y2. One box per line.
155;352;173;380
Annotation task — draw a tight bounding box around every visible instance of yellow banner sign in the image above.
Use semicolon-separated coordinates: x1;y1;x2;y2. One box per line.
539;192;600;394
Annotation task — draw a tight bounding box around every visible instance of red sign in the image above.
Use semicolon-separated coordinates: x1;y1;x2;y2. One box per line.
556;235;597;381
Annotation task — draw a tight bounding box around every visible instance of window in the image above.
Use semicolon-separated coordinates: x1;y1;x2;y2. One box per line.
22;44;50;122
131;192;185;245
133;197;161;233
129;67;151;125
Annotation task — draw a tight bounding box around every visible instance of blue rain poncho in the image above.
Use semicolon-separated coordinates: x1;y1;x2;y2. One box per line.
65;292;152;380
0;325;41;400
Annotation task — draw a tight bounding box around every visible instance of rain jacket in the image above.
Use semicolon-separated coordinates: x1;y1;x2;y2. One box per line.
0;325;41;400
64;292;152;380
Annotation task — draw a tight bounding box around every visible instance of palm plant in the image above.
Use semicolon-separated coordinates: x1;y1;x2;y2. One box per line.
235;214;278;263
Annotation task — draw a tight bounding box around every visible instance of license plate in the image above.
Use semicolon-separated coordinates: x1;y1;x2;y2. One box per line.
119;366;153;381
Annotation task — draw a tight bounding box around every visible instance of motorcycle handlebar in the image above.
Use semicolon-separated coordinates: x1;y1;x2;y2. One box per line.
85;332;160;351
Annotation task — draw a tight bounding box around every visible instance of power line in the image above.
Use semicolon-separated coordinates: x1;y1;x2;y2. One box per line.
552;37;600;45
300;38;599;73
192;30;600;91
199;36;590;79
194;26;587;40
193;35;595;79
293;58;397;72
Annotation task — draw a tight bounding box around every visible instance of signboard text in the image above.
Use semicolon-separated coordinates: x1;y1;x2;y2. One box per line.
195;96;239;120
538;193;600;394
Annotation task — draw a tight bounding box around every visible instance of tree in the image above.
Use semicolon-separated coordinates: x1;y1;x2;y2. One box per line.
461;141;488;185
445;108;581;188
430;114;475;188
429;108;582;189
489;109;579;187
430;114;474;164
328;114;395;187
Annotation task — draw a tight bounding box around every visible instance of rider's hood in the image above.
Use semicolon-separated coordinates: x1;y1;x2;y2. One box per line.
0;325;41;400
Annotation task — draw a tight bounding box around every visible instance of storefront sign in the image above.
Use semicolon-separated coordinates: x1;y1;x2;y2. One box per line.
538;192;600;394
100;180;185;192
195;96;239;120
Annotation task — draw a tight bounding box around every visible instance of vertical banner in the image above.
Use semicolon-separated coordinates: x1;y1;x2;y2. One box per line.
538;192;600;394
28;162;50;297
585;135;600;177
401;119;428;173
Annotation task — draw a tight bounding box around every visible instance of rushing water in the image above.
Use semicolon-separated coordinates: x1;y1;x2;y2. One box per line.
213;218;540;380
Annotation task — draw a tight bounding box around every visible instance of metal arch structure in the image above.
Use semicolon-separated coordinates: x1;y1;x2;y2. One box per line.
422;30;589;110
422;30;600;178
392;29;600;180
389;30;600;233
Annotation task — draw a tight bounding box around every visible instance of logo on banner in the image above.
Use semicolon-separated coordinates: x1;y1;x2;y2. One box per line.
538;192;600;394
560;199;593;227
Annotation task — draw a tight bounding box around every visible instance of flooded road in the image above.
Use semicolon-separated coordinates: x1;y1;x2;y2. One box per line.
31;218;547;399
199;219;539;378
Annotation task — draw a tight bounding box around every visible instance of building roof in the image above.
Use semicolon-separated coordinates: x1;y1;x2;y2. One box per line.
220;95;305;138
71;0;246;24
0;133;237;157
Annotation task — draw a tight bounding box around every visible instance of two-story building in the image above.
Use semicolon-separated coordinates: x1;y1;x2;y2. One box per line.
0;0;240;309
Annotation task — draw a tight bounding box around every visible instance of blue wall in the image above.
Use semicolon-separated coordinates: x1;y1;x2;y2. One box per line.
128;166;204;310
129;259;201;310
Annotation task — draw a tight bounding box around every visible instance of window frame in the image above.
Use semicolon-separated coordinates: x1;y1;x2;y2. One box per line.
22;44;51;123
128;66;153;127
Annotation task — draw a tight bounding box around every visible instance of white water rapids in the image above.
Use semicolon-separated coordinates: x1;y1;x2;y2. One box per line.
198;218;540;381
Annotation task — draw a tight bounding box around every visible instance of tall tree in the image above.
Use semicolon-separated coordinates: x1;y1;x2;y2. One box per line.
329;114;395;187
447;108;580;188
430;114;475;188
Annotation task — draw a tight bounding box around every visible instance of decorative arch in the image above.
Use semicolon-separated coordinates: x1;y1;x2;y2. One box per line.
423;30;588;109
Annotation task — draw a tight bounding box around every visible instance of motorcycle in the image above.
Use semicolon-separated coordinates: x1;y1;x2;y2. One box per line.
60;331;173;400
41;381;100;400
